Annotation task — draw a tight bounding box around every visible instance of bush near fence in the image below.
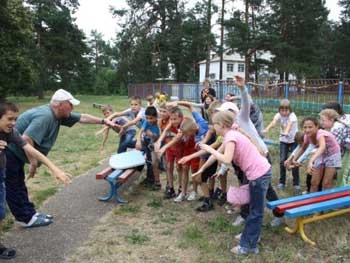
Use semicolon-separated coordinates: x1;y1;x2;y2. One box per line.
128;79;350;114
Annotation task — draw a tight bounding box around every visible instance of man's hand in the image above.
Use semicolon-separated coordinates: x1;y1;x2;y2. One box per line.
234;75;245;87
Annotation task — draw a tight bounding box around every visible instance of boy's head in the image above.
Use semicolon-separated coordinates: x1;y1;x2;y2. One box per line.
129;96;142;113
180;118;198;136
278;99;292;117
294;131;304;145
158;102;170;120
145;106;158;125
101;105;113;117
0;101;19;133
146;94;155;104
169;106;183;128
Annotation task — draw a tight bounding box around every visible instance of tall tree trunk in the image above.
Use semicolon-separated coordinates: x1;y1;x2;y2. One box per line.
205;0;212;79
244;0;250;81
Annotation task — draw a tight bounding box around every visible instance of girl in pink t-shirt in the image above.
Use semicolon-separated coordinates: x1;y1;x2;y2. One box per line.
192;111;271;255
293;116;341;192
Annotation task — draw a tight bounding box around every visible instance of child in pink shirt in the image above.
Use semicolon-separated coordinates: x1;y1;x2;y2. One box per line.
192;110;271;255
293;116;341;192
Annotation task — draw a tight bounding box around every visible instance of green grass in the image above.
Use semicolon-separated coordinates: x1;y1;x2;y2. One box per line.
125;229;150;245
7;95;350;263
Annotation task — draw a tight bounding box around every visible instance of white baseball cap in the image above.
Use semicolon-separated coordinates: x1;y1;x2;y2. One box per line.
215;102;239;113
51;89;80;106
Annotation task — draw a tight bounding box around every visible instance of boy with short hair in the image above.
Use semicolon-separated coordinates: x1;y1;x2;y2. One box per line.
0;101;71;259
157;107;184;198
108;96;146;134
135;106;161;189
96;105;137;153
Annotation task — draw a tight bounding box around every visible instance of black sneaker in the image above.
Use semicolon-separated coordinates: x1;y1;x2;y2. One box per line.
217;192;227;206
164;187;176;199
195;200;214;212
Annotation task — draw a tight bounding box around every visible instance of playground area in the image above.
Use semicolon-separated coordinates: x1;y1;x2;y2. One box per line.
2;95;350;263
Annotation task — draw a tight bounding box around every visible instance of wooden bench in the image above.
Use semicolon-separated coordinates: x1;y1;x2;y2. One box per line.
96;166;141;204
267;186;350;245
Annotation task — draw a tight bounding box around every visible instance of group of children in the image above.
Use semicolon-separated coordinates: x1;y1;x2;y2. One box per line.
96;77;350;255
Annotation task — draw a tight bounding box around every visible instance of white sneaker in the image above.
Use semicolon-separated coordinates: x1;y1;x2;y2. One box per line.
270;216;286;227
186;191;199;201
232;215;245;226
235;233;242;241
235;232;261;242
174;192;186;202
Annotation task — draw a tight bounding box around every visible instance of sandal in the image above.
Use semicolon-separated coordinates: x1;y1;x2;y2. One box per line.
36;212;54;220
23;215;52;228
0;245;16;259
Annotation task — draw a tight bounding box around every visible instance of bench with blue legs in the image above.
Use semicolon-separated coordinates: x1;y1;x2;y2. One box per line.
267;186;350;245
96;150;145;204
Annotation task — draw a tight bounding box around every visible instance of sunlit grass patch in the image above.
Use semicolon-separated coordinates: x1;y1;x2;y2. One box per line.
125;229;150;245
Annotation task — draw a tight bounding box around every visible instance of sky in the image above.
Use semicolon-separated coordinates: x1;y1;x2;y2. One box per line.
74;0;342;41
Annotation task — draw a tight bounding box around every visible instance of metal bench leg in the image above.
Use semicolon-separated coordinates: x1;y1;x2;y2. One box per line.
115;183;128;204
298;219;316;246
98;180;116;202
285;222;299;234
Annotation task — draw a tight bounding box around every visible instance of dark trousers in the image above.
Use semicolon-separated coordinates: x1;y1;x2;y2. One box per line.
142;136;155;183
279;142;299;186
5;150;36;223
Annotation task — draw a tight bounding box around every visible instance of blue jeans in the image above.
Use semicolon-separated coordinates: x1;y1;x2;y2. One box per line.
117;130;136;153
240;170;271;250
5;150;36;223
279;142;299;185
0;168;6;220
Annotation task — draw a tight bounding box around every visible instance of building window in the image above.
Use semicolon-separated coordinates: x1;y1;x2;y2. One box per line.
238;63;245;72
209;73;216;79
227;63;234;72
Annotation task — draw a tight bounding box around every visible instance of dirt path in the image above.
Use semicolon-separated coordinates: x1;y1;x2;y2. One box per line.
2;162;124;263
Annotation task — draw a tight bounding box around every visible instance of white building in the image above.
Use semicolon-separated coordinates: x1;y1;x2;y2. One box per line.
198;53;246;82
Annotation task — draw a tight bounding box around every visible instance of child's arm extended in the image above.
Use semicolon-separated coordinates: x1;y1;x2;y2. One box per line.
281;119;296;136
97;126;110;152
178;140;221;164
263;118;277;134
135;128;144;150
157;131;182;157
200;126;216;145
284;145;300;168
154;122;172;151
167;101;200;111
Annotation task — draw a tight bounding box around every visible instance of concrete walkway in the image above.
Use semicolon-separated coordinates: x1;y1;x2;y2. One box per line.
2;163;125;263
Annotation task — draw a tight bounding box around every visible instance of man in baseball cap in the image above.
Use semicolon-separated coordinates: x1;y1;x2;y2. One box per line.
51;89;80;106
5;89;115;228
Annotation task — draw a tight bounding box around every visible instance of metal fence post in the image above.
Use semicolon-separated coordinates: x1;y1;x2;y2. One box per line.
284;82;289;99
338;81;344;106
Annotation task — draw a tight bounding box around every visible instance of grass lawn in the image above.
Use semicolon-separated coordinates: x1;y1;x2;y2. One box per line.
6;95;350;262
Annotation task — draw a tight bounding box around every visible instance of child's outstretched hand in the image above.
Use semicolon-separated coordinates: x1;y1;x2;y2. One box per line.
178;156;191;165
234;75;245;87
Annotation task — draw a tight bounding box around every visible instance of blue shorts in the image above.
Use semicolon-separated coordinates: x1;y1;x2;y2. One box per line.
0;169;6;220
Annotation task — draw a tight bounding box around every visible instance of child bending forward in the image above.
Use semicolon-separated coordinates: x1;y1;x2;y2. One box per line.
192;110;271;255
